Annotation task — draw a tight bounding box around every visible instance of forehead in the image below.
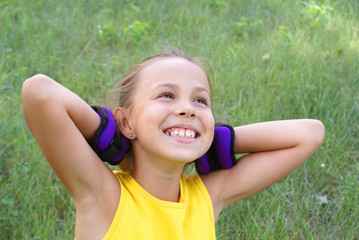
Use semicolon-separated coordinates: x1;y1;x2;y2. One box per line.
138;58;210;91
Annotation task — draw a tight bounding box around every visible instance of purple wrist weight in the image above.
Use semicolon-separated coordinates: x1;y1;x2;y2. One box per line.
195;124;237;174
91;106;129;165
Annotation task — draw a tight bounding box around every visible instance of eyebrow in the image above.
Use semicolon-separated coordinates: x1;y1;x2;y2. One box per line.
152;83;210;95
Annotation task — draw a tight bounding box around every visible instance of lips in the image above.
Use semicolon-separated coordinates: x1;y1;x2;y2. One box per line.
164;127;199;139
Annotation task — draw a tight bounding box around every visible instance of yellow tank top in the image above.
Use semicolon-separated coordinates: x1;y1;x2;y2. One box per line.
102;171;216;240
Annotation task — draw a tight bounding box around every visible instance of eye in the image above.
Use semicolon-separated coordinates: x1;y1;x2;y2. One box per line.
158;92;174;99
194;97;208;106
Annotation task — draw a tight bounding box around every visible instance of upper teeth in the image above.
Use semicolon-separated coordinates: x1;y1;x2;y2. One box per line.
166;128;196;138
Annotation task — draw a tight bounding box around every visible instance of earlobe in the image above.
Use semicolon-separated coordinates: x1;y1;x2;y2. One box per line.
128;133;135;139
114;107;135;139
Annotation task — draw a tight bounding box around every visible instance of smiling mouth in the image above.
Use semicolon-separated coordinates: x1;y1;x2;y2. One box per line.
164;128;199;139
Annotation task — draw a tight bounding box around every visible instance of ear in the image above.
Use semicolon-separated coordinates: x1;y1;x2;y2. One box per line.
114;107;134;139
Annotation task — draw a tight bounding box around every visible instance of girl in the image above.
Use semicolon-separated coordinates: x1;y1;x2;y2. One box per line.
22;48;325;239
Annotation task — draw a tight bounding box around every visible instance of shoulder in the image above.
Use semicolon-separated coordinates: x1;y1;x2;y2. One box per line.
181;174;213;208
180;174;206;196
181;174;203;190
113;170;131;181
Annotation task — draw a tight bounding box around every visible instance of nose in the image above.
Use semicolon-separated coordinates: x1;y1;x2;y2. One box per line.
175;100;196;118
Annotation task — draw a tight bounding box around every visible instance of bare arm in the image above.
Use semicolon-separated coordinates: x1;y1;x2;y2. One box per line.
22;74;120;239
202;119;325;218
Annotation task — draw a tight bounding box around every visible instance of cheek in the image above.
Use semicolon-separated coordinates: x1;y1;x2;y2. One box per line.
130;103;168;130
201;110;215;142
203;110;215;128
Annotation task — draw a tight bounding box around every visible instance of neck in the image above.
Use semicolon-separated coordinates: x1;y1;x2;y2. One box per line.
132;159;184;202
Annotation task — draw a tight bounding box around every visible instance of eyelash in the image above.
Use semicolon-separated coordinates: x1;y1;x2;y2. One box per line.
158;92;174;99
194;98;208;106
158;92;209;106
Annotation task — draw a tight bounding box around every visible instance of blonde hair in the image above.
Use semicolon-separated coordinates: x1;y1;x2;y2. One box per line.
111;47;212;172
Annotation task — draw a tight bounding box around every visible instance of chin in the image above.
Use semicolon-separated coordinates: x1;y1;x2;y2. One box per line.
166;151;203;164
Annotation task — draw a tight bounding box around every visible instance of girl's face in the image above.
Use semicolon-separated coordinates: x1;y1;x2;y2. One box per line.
128;58;215;169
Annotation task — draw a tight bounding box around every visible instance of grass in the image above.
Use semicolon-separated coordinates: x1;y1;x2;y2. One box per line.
1;0;358;239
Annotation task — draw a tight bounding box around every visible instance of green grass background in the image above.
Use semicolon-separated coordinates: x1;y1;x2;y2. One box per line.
1;0;358;239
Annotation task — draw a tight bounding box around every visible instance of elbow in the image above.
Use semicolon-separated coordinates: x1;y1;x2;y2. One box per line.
22;74;54;103
307;119;325;148
22;74;57;119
